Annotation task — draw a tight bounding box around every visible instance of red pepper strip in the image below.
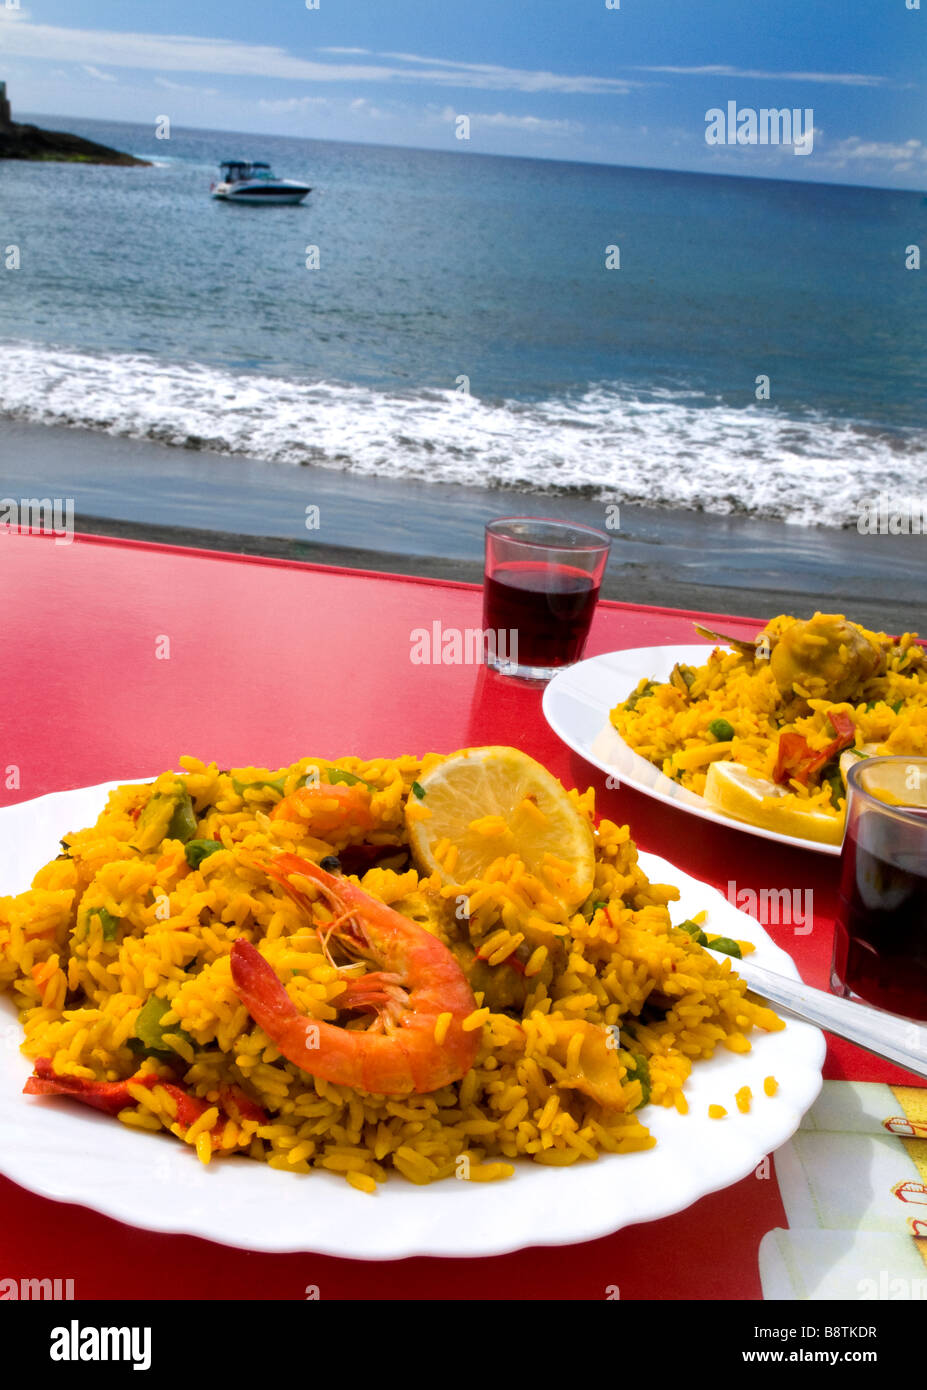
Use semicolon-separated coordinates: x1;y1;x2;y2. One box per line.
23;1058;158;1115
803;712;856;781
217;1083;266;1125
167;1084;213;1130
828;711;856;742
144;1080;268;1134
774;732;815;785
774;714;856;787
24;1059;266;1137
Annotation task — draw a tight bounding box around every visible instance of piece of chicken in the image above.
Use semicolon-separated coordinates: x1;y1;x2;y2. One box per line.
768;613;882;702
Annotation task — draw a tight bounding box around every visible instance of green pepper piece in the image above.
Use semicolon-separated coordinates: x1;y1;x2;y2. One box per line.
677;918;709;946
707;936;742;959
90;906;122;941
133;781;197;851
623;679;657;712
410;781;426;800
327;767;377;791
130;995;195;1055
231;774;287;797
184;839;223;870
819;757;844;806
166;790;197;843
626;1053;651;1108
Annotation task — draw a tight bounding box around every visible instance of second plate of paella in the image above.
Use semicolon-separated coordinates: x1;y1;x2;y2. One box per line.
544;612;927;855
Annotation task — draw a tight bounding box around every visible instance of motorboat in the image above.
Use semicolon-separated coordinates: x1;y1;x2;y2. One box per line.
211;160;311;206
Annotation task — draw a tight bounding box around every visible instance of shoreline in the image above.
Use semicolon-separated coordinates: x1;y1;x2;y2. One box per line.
3;418;925;630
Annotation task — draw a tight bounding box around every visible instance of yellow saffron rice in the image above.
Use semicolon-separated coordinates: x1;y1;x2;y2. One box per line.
611;615;927;827
0;753;783;1189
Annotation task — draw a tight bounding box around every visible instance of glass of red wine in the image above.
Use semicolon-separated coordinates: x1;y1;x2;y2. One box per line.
831;755;927;1021
482;517;611;682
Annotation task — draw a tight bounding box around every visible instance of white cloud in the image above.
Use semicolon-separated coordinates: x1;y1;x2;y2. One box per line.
382;50;644;94
258;94;393;120
636;64;888;88
258;96;332;113
0;14;638;96
438;105;579;136
82;65;117;83
154;77;218;95
349;97;392;120
827;135;927;162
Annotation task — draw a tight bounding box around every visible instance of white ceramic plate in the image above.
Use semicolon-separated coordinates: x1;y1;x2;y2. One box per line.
543;644;842;858
0;778;825;1259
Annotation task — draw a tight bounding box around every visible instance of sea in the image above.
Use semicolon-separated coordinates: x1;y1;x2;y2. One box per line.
1;116;924;528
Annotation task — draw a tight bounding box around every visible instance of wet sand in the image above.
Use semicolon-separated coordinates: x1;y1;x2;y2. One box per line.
3;419;924;630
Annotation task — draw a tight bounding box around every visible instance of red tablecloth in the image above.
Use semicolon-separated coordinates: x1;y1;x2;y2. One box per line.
0;530;915;1300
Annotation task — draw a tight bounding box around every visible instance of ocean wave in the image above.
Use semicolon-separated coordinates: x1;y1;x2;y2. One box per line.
0;342;923;528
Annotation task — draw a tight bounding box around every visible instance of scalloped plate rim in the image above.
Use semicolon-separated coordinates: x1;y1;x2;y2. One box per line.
0;777;826;1258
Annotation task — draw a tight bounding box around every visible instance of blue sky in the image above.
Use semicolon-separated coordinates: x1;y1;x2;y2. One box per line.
2;0;925;186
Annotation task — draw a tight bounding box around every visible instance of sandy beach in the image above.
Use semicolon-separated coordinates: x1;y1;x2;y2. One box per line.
4;418;924;631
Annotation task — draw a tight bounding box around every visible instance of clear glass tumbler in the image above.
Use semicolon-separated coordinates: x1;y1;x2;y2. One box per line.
482;516;611;682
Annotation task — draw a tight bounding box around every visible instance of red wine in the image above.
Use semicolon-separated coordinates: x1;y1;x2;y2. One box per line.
483;561;599;670
833;807;927;1019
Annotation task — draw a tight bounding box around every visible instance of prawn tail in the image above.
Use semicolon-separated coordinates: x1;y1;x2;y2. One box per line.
230;938;307;1047
230;937;415;1093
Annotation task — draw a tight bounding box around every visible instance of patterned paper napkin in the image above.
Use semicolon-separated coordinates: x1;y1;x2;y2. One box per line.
759;1082;927;1300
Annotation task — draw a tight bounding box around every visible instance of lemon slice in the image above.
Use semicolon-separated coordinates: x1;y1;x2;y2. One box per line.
406;746;595;909
839;743;880;789
704;760;844;846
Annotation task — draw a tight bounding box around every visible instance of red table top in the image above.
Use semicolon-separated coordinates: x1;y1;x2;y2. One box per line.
0;529;914;1300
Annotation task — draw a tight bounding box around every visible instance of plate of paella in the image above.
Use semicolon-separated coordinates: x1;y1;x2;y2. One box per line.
0;747;824;1258
543;613;927;855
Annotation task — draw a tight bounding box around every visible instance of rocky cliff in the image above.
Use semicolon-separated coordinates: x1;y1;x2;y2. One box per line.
0;119;151;165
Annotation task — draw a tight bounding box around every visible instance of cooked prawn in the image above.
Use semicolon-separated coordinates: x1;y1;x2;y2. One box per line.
230;853;479;1095
271;781;374;836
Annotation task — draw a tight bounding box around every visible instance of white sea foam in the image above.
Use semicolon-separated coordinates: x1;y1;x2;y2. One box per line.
0;342;923;528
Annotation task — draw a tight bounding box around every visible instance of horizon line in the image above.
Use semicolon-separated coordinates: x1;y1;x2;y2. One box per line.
15;104;926;197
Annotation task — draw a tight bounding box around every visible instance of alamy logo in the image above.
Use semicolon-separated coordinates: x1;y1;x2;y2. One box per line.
856;493;927;535
50;1320;151;1371
0;496;74;545
705;103;814;156
727;881;813;934
0;1276;74;1299
409;621;517;668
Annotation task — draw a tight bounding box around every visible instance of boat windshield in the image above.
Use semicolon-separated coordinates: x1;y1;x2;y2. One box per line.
220;161;277;183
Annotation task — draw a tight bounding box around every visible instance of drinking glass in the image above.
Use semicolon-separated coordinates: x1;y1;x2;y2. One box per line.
831;755;927;1020
482;517;611;682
